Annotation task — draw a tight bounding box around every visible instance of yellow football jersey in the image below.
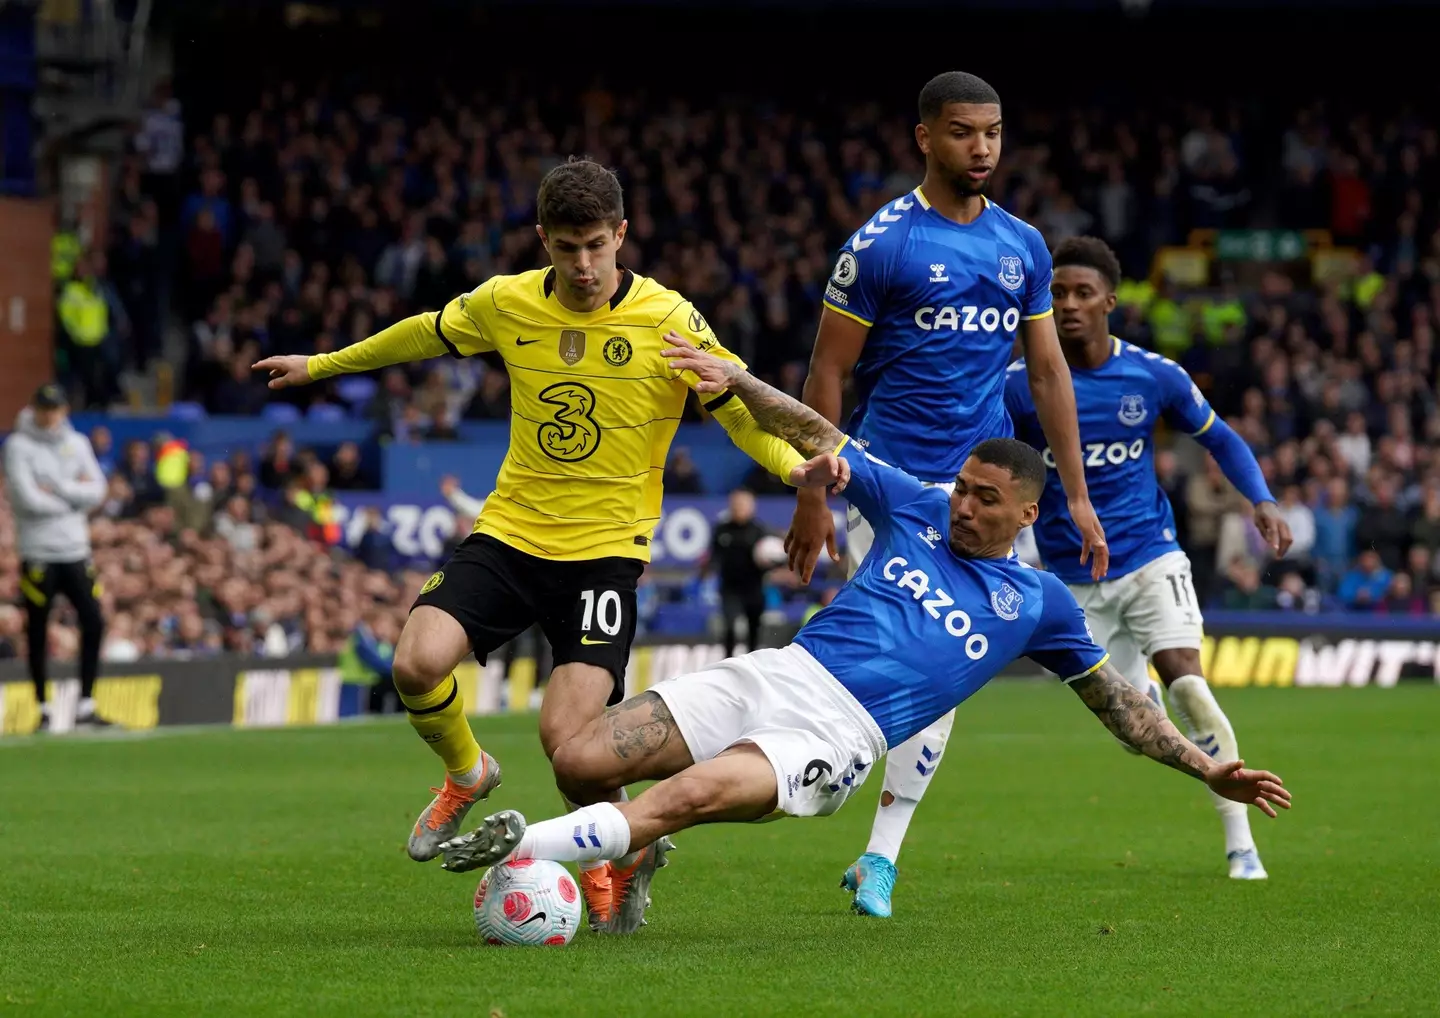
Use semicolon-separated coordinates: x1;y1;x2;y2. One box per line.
424;267;797;562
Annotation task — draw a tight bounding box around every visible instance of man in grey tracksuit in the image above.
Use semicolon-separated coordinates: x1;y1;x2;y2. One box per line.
4;384;110;730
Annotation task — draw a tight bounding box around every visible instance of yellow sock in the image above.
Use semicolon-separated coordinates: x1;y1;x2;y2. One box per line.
399;674;481;779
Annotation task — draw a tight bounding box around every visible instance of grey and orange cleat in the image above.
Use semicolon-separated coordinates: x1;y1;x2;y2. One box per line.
407;751;502;862
580;865;614;931
438;809;528;873
603;836;675;934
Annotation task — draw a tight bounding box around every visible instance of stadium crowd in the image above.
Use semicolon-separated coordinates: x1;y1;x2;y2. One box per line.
12;77;1440;662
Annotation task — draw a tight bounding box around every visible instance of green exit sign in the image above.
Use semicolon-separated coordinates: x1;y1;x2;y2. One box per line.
1215;230;1308;261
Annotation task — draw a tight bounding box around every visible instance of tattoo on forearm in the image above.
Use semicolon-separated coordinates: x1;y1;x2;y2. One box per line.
723;368;844;458
1070;664;1211;779
604;691;679;760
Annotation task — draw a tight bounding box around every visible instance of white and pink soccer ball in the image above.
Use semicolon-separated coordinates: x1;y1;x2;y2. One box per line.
473;859;582;946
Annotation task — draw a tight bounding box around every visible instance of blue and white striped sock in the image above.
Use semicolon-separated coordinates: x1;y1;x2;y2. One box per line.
514;802;631;864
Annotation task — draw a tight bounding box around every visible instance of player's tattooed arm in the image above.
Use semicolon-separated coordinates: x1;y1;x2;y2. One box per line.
724;372;846;459
602;692;680;761
1068;663;1213;779
661;331;844;457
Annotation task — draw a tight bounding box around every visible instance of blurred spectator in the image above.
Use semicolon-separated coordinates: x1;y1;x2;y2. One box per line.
329;442;367;490
1274;485;1315;567
58;253;125;408
706;489;770;658
214;496;260;553
663;448;704;495
259;431;297;489
1311;477;1358;584
354;507;393;571
118;439;163;509
1356;479;1410;571
1378;573;1426;615
1218;556;1277;610
1337;549;1393;610
1273;573;1327;613
1185;456;1244;600
90;426;116;476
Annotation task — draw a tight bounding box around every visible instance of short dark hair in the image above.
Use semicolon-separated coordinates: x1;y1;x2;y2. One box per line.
1052;236;1122;291
968;438;1046;500
918;72;1001;121
536;157;624;232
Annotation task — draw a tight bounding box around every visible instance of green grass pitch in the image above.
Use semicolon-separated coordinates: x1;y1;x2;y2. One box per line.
1;682;1436;1017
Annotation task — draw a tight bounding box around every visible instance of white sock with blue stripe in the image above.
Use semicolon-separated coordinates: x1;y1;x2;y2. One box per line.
512;802;631;864
564;789;629;871
864;709;956;864
1168;674;1254;855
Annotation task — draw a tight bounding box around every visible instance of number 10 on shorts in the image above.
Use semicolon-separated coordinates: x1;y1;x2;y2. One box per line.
580;589;623;636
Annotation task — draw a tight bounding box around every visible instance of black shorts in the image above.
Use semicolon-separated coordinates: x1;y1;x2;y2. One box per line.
413;533;643;705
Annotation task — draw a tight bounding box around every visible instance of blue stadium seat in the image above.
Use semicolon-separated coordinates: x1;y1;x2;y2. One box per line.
307;402;347;422
261;402;302;424
167;401;207;421
334;376;378;411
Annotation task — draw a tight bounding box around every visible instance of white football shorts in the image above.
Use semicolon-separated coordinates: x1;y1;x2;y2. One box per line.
1066;549;1203;690
649;644;887;818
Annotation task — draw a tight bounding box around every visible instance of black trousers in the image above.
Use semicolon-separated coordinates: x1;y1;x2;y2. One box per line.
720;588;766;659
19;559;105;702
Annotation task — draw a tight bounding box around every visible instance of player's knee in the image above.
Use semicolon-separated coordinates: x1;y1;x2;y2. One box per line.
551;737;622;802
391;609;468;696
390;643;449;697
538;711;584;762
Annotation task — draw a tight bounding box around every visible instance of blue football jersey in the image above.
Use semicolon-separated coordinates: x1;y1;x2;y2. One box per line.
795;441;1109;748
1004;339;1218;584
822;189;1054;482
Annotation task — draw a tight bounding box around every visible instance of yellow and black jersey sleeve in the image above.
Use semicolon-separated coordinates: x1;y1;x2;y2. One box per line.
655;299;803;485
308;315;449;380
658;300;745;388
431;278;501;357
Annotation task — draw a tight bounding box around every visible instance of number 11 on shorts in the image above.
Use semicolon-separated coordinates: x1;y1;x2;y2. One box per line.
580;589;623;637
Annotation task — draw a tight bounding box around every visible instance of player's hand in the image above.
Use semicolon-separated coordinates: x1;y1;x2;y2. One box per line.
789;452;850;494
785;487;839;584
1068;496;1110;581
1204;759;1291;818
659;331;738;393
439;475;459;499
1253;501;1292;557
253;354;314;390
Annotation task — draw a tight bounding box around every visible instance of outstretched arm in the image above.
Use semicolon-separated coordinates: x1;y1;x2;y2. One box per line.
1068;662;1292;816
255;314;451;388
1193;416;1291;556
1022;314;1108;580
662;331;843;458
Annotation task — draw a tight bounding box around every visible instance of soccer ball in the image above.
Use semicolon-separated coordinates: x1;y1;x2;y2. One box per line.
754;534;788;568
473;859;582;946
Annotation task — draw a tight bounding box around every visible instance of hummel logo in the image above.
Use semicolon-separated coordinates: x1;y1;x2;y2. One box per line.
917;525;943;549
929;263;949;283
580;635;611;646
516;336;542;346
518;911;548;926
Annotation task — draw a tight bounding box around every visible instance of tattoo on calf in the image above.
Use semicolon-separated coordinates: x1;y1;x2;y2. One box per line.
1070;664;1209;779
605;691;678;760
